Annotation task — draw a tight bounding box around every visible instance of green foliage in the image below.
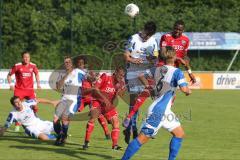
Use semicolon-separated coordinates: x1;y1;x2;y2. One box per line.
0;0;239;70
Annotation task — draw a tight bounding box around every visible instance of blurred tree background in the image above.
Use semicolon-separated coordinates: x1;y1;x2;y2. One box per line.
0;0;239;70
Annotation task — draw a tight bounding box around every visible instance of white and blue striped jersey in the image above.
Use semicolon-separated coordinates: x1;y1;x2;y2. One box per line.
126;33;158;63
146;65;188;98
4;100;38;128
60;68;86;101
140;65;188;137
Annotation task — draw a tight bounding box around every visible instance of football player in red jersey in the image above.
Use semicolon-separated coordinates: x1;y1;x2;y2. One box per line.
74;56;110;140
83;67;126;150
159;20;196;83
7;51;41;131
80;70;111;141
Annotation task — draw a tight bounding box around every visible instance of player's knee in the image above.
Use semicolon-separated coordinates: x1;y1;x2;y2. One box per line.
177;130;185;138
112;116;119;128
38;134;49;141
53;116;59;123
173;129;185;138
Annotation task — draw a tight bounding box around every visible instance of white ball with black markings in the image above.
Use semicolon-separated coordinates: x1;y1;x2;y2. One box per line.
125;3;139;18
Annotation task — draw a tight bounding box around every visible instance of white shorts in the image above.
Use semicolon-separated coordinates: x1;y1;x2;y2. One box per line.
126;62;153;94
55;98;81;118
140;92;181;137
26;119;54;138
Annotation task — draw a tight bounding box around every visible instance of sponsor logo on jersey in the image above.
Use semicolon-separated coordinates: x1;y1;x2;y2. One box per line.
105;87;115;93
182;40;186;45
173;45;184;51
22;72;31;77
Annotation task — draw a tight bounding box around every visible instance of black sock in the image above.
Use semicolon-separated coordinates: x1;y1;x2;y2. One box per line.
53;120;62;135
62;124;69;139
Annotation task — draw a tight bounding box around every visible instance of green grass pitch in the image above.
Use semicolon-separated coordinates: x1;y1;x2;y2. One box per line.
0;89;240;160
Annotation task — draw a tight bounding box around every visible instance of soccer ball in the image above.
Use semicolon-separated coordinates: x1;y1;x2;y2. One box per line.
124;3;139;18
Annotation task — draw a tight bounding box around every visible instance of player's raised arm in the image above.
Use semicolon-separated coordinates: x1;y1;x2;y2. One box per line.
36;98;60;107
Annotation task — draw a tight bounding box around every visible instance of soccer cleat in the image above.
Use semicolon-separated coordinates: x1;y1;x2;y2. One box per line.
14;126;20;132
105;134;111;140
112;145;123;150
54;134;64;146
123;129;131;144
60;135;67;145
82;141;89;150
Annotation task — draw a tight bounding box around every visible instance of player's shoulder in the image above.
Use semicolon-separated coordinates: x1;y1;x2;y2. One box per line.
14;62;22;66
181;34;189;40
130;33;140;41
148;36;157;43
74;68;86;75
100;72;108;79
161;33;172;41
173;67;184;77
29;62;37;66
23;99;37;106
163;32;172;37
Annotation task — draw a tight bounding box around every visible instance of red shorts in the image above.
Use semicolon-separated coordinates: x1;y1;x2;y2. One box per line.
14;88;36;100
78;97;92;112
92;100;118;121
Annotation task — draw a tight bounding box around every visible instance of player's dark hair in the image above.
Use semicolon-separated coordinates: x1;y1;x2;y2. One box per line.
76;56;87;64
64;55;72;61
21;51;30;57
174;20;185;27
143;21;156;36
10;96;20;105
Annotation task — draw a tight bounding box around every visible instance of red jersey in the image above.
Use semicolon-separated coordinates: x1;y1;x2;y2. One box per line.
82;80;93;102
9;62;39;90
160;33;190;58
95;73;124;103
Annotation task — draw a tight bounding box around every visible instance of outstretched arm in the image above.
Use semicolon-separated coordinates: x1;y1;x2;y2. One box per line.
37;98;60;107
176;57;196;84
0;113;15;136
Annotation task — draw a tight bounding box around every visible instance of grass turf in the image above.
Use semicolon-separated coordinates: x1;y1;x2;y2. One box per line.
0;89;240;160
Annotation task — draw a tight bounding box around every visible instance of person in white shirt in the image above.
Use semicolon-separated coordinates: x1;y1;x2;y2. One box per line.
123;21;158;144
53;56;85;146
0;96;56;141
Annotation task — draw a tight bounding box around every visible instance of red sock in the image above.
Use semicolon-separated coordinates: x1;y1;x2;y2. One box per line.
85;121;94;142
98;114;110;135
78;102;85;112
128;91;150;119
111;128;120;147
